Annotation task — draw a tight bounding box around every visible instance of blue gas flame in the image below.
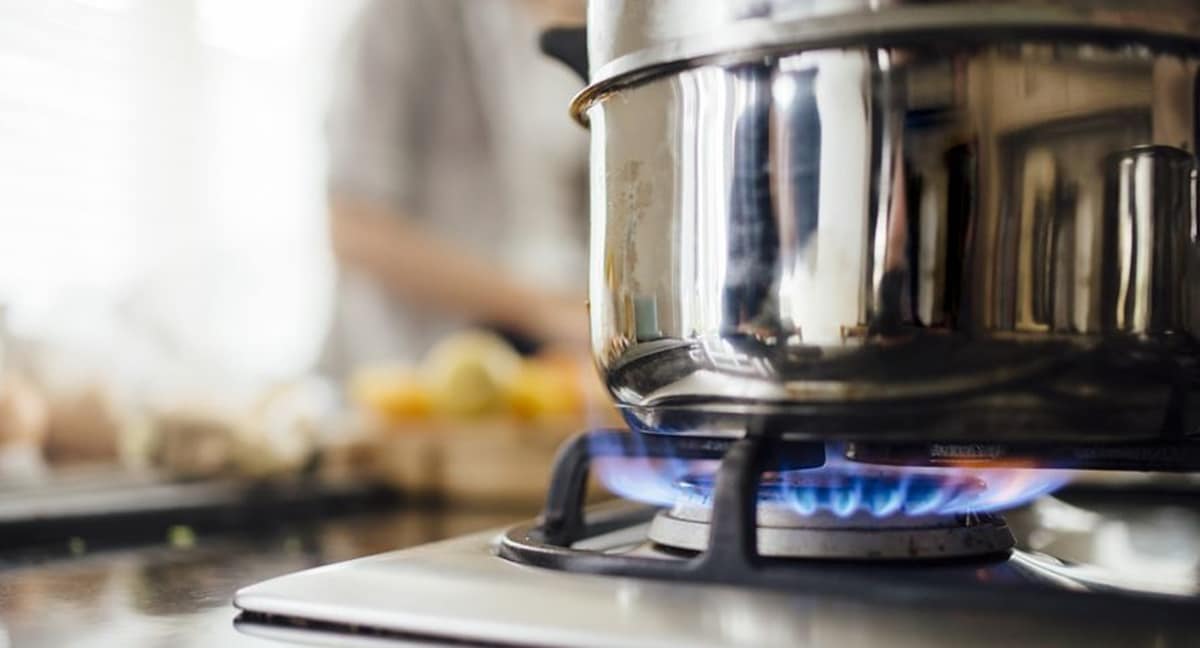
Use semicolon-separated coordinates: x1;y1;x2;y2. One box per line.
592;442;1069;518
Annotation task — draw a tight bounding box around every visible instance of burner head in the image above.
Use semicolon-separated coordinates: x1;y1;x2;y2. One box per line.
647;473;1015;561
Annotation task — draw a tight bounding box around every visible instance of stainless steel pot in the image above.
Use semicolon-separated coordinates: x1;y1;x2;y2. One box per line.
574;0;1200;442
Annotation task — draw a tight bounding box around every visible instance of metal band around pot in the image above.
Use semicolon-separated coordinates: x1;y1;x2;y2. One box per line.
571;4;1200;123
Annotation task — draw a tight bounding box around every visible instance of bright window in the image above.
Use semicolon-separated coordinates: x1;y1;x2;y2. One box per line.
0;0;361;381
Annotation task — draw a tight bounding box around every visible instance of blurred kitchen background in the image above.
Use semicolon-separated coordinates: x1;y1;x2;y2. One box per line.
0;0;610;544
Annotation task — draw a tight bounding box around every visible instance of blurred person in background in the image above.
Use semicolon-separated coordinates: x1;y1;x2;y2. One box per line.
319;0;589;379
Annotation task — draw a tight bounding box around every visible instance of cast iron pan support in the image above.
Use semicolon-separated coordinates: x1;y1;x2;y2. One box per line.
692;430;769;578
540;432;593;545
538;426;798;572
505;429;1200;617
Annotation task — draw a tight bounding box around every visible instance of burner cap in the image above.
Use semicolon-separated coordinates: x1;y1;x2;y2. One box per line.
648;473;1015;560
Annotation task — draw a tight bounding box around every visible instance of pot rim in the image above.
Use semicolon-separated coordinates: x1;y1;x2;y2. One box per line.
571;4;1200;124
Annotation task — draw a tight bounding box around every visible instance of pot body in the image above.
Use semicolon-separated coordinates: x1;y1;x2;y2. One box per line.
585;38;1200;441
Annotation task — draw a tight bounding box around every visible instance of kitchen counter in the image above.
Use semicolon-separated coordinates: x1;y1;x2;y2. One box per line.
0;506;531;647
6;485;1200;647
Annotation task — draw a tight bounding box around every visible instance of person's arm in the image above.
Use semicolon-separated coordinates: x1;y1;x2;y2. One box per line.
326;2;587;349
329;193;588;348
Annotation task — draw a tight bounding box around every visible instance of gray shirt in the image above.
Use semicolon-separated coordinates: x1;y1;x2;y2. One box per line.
320;0;588;377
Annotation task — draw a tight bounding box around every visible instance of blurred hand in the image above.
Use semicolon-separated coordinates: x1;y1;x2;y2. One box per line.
523;0;586;26
529;295;590;351
332;197;590;352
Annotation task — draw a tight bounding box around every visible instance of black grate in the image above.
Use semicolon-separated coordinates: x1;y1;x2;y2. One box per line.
496;428;1200;618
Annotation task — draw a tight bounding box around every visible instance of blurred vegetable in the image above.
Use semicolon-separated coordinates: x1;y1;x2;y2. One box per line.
0;373;50;480
142;377;330;481
507;358;583;420
45;385;122;465
234;378;328;478
150;409;237;479
348;330;611;426
350;368;432;424
0;373;49;449
422;331;522;418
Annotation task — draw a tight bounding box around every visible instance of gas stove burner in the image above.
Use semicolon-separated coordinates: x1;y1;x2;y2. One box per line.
648;474;1015;560
500;431;1028;589
649;505;1014;561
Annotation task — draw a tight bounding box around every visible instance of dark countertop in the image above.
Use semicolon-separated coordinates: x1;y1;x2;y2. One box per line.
0;506;531;647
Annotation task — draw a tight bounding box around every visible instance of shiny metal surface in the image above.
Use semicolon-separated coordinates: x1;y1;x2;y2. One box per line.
237;495;1200;647
585;0;1200;89
1102;146;1200;335
587;41;1200;440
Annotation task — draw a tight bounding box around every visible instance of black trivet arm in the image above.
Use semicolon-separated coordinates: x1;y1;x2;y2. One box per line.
540;433;593;546
693;435;769;577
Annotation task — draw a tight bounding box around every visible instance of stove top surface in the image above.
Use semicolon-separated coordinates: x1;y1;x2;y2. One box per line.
236;493;1200;648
